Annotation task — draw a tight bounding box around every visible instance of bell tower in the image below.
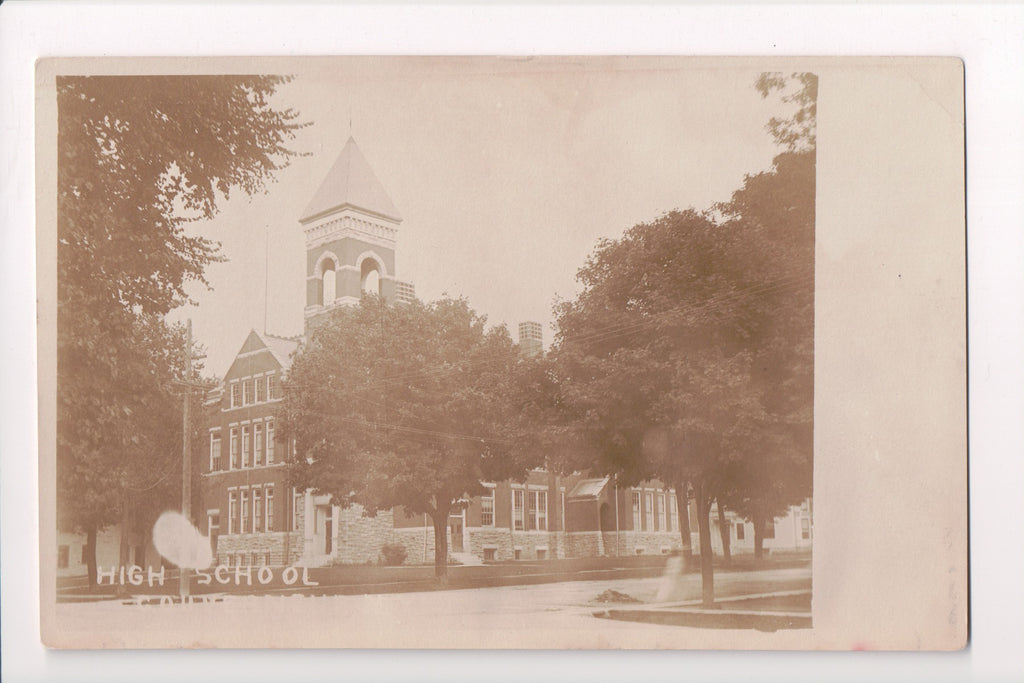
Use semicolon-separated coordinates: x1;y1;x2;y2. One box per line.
300;136;406;326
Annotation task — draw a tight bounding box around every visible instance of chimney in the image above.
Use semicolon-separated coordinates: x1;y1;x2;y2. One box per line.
518;321;543;359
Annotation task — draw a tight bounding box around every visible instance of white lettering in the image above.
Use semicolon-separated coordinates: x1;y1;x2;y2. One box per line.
234;564;252;586
214;565;230;584
128;565;143;586
257;566;273;585
282;566;298;585
301;567;319;586
96;566;117;585
195;568;212;586
148;565;166;587
160;595;174;606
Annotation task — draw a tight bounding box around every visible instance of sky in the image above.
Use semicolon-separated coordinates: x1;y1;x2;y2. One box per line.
167;58;796;376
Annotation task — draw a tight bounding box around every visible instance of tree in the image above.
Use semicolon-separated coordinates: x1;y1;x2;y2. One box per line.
281;297;539;583
713;74;817;554
56;75;304;583
551;208;767;605
547;74;817;606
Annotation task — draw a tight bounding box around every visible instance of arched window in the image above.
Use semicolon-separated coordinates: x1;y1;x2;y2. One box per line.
361;259;381;296
321;259;336;305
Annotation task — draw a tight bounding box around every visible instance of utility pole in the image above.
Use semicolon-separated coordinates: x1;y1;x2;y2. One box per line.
180;319;193;601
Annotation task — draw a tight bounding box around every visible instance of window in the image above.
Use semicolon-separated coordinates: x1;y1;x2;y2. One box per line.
229;491;238;534
267;374;278;400
253;489;263;533
254;423;263;467
57;545;69;569
528;490;547;530
656;493;665;531
230;382;241;408
483;548;496;562
208;513;220;552
736;522;745;540
241;490;250;534
644;492;653;532
242;426;251;468
481;490;494;527
265;486;274;532
512;489;525;531
256;375;266;402
668;494;678;532
536;548;547;560
764;519;776;539
243;380;253;406
801;518;810;540
229;428;239;469
632;492;641;530
292;490;303;531
266;420;275;464
209;432;222;471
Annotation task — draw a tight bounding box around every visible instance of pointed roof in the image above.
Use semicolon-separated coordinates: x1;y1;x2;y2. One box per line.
233;329;302;371
300;136;402;224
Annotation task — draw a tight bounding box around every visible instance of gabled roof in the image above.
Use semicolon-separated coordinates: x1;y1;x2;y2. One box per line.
232;329;302;372
300;136;402;223
256;331;302;371
568;477;611;501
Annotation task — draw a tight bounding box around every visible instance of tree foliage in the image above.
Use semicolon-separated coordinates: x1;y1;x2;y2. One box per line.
547;73;816;605
281;297;539;580
56;75;304;579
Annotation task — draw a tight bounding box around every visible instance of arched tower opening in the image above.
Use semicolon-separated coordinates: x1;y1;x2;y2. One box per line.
361;257;381;296
320;257;337;305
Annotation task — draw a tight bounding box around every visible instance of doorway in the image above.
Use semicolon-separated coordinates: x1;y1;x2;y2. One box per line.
449;516;464;553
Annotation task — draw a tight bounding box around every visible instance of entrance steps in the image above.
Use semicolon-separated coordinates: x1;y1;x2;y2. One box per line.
450;552;483;566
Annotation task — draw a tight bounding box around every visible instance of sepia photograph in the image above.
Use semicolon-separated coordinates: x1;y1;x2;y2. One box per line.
34;56;964;652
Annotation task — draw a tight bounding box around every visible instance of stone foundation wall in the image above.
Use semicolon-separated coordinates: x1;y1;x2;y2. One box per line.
466;527;514;561
564;531;604;557
390;525;440;565
505;531;558;560
216;531;302;567
613;531;682;556
333;507;395;565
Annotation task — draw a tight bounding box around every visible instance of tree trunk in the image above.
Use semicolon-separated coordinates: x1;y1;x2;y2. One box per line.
117;503;131;595
431;508;450;586
753;511;765;559
673;482;693;570
716;499;731;567
695;482;715;608
85;525;98;589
